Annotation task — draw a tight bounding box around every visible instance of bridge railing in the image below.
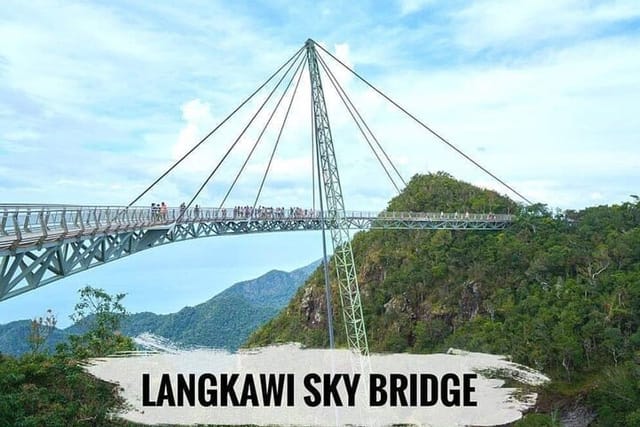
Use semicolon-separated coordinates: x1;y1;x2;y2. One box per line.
372;211;512;221
0;204;514;245
0;205;162;241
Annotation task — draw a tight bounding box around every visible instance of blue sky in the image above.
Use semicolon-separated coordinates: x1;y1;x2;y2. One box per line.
1;0;639;326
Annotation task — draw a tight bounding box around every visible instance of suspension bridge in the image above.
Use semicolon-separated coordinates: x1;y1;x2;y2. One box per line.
0;39;530;356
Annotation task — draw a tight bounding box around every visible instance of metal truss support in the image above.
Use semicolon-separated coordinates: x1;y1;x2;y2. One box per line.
306;40;370;356
0;228;166;301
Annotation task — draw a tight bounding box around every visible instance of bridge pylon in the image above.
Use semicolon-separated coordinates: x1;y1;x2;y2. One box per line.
306;40;369;356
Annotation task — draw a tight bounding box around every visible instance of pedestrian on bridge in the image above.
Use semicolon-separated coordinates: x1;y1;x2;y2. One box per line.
151;203;161;221
160;202;168;221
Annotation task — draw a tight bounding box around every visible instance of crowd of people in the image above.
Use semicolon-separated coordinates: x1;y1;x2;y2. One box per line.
149;202;320;222
231;206;318;219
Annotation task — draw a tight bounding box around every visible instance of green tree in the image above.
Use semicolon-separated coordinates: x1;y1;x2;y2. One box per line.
59;286;135;358
27;309;57;354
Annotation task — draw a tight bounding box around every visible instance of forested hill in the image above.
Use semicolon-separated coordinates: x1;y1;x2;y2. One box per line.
120;260;319;350
247;172;640;425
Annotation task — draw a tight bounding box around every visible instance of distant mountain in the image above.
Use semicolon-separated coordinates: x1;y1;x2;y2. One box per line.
0;260;319;356
0;320;69;355
121;261;319;350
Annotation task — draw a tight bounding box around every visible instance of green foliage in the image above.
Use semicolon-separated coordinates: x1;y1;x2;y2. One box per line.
514;412;561;426
386;172;519;214
0;352;133;426
0;287;141;425
588;361;640;426
58;286;135;359
247;173;640;423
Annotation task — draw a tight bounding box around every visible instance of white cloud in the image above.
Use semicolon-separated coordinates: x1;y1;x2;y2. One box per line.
247;156;309;179
3;129;40;142
340;30;640;208
172;99;217;166
453;0;640;50
398;0;436;16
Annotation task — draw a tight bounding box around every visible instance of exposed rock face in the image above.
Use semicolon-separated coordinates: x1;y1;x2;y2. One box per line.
560;405;597;427
300;285;323;326
459;280;483;321
384;294;411;315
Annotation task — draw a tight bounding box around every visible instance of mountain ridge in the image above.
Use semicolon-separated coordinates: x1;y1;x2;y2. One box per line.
0;260;319;355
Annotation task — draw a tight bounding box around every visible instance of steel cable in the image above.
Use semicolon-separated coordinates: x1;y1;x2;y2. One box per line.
316;53;403;195
181;51;306;216
313;41;533;205
127;46;305;207
217;55;307;209
252;57;307;210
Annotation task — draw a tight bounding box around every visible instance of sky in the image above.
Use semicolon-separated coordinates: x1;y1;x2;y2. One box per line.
1;0;639;326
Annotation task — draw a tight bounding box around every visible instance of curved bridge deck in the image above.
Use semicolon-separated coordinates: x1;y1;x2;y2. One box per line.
0;205;513;300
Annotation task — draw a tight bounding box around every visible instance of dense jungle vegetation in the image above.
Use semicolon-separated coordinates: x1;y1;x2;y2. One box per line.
0;287;137;426
248;172;640;426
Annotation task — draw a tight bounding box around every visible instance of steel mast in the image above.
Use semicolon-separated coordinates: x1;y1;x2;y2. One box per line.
306;39;369;355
